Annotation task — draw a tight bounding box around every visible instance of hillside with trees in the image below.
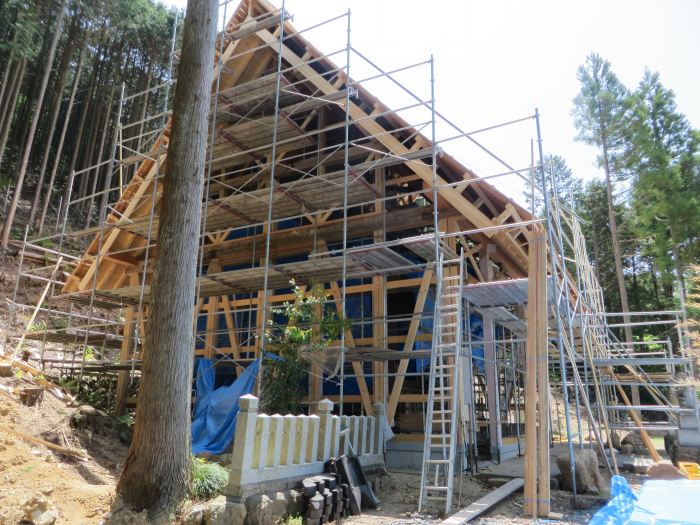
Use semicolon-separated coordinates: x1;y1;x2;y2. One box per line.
0;0;179;245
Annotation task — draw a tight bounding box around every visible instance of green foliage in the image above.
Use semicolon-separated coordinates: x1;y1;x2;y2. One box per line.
83;346;96;361
524;154;582;216
28;320;47;333
115;412;135;427
261;281;350;415
571;53;700;343
572;52;631;175
190;458;229;501
62;375;116;412
278;515;303;525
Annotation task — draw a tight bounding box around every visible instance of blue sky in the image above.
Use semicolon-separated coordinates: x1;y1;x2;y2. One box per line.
167;0;700;205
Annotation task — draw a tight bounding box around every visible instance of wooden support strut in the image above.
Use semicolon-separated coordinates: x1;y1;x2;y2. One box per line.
523;226;548;518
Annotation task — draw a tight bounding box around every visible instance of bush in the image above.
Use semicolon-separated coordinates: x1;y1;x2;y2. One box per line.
190;458;229;500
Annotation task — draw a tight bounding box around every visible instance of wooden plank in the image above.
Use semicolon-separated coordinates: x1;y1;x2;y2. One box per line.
440;478;524;525
386;267;434;424
533;228;550;516
220;295;240;360
523;229;540;518
0;426;86;459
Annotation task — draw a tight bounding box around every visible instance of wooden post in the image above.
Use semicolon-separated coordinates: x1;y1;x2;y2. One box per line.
480;244;501;458
115;304;137;415
535;230;550;516
524;226;547;517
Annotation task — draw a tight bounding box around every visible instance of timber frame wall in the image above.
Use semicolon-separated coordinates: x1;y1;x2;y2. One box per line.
5;0;694;508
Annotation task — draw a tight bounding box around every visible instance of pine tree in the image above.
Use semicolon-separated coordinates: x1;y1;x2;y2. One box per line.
572;53;634;342
625;70;700;307
524;154;582;215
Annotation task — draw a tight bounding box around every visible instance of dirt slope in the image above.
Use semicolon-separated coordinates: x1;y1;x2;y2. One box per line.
0;372;127;524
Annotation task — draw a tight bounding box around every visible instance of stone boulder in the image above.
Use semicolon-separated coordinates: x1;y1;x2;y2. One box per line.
556;448;607;494
244;492;288;525
647;461;686;480
182;504;206;525
286;489;304;517
22;497;58;525
205;496;246;525
620;444;634;456
610;431;621;450
621;432;647;455
670;444;700;465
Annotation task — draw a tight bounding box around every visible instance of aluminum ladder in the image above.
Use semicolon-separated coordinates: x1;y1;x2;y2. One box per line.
418;251;464;513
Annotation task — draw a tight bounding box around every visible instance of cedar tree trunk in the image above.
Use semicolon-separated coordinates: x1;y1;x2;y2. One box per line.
114;0;217;521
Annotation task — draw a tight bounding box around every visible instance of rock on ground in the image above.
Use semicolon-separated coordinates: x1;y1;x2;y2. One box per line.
23;496;59;525
556;448;608;494
205;495;246;525
244;492;288;525
647;461;686;480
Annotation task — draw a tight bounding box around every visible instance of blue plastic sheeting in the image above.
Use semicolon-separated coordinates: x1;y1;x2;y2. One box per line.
191;357;261;455
591;475;700;525
468;313;485;374
590;476;638;525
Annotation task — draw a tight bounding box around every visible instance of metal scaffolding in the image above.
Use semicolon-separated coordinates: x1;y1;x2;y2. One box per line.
2;0;695;517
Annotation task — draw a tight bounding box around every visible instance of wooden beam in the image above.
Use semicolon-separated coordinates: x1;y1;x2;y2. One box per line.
328;282;374;416
441;478;524;525
534;229;550;517
254;27;529;271
386;267;434;424
610;371;662;462
524;226;546;517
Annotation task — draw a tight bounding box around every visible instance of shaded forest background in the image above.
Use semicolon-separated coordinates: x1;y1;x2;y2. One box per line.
0;1;697;345
0;0;179;242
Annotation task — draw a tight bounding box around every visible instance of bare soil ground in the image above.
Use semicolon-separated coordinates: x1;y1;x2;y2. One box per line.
344;470;637;525
0;371;130;524
0;248;130;524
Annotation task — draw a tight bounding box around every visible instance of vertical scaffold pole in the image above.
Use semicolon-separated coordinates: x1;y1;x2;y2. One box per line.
548;161;583;447
258;1;286;395
195;0;230;369
535;108;578;502
339;8;351;416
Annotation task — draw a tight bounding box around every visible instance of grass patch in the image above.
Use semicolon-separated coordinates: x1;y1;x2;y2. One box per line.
278;515;303;525
190;458;228;501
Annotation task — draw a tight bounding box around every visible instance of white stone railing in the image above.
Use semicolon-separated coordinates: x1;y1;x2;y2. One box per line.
226;395;386;499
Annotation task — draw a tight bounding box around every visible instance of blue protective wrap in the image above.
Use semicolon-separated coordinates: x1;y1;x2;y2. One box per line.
191;357;261;455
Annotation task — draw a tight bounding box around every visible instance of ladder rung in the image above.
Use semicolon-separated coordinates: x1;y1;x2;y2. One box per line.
426;459;451;464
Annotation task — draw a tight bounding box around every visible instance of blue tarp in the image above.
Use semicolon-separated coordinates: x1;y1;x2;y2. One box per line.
591;475;700;525
191;357;261;455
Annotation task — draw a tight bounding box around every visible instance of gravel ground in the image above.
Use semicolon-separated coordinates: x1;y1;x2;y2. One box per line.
344;470;647;525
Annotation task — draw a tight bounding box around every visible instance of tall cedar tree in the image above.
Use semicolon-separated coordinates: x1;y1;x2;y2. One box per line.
524;154;582;217
572;53;634;343
114;0;217;522
625;70;700;305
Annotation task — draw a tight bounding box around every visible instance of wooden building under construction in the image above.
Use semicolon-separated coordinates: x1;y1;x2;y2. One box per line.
8;0;697;516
